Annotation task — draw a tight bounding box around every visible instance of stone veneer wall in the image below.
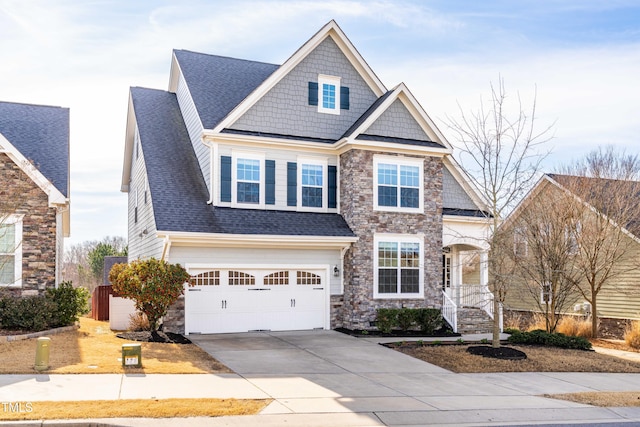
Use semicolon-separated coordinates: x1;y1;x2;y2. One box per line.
0;153;57;297
163;295;185;334
337;149;443;330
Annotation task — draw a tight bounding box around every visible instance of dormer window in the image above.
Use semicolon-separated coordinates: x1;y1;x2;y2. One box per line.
308;75;349;115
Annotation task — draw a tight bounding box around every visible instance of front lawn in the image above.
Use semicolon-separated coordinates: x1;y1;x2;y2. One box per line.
0;317;230;374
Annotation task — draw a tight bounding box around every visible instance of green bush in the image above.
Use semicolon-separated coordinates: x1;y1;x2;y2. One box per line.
507;329;592;350
0;282;89;332
0;295;56;331
375;308;397;334
414;308;442;333
396;309;415;331
46;282;90;327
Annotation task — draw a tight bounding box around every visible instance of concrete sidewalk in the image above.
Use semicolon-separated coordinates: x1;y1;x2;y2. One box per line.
2;331;640;426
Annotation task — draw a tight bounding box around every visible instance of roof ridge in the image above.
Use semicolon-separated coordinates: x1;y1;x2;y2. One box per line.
173;49;279;67
0;100;68;110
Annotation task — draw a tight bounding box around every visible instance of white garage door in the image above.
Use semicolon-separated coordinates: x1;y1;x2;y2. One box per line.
184;267;328;334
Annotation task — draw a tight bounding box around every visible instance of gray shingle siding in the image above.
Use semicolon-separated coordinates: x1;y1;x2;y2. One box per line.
229;37;379;140
363;98;430;141
442;166;479;211
0;101;69;197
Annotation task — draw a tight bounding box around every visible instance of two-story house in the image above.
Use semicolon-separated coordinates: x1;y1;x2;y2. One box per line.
120;21;491;334
0;101;70;296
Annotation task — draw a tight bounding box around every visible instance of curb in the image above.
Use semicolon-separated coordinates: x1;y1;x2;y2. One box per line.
0;325;79;343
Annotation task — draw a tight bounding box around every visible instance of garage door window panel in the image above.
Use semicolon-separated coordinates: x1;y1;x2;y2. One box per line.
229;271;255;285
189;271;220;286
264;271;289;285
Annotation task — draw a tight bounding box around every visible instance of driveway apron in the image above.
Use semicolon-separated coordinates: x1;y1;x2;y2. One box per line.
189;330;640;426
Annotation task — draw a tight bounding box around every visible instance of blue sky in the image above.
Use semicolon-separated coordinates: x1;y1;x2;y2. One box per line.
1;0;639;246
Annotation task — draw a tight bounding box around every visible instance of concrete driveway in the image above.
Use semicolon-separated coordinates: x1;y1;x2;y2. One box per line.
190;330;640;426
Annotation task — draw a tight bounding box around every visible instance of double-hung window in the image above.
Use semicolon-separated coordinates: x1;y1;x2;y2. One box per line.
0;216;22;287
373;156;423;212
374;234;423;299
297;159;328;209
230;153;265;207
236;158;260;204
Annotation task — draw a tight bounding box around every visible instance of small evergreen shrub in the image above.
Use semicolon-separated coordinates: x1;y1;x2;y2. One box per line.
375;308;397;334
507;329;592;350
46;282;90;327
414;308;442;333
0;282;89;332
396;309;415;332
0;295;56;331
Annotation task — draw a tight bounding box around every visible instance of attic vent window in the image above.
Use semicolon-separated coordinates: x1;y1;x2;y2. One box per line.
309;75;349;114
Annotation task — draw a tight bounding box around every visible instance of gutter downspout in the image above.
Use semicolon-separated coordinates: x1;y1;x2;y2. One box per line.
161;236;172;261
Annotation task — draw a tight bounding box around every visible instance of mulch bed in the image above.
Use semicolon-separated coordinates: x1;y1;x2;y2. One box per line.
116;330;192;344
467;345;527;360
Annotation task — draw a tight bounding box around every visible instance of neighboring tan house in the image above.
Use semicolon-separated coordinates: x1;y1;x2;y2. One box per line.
0;101;70;296
503;173;640;324
120;20;493;334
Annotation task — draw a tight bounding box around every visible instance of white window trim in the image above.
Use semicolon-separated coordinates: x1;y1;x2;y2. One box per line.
297;157;328;212
373;155;424;213
232;151;266;209
318;74;341;115
0;214;23;288
373;233;424;299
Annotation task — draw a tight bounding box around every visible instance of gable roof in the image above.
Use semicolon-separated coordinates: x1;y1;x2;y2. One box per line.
547;173;640;238
0;101;69;198
340;83;450;150
129;87;355;238
171;50;279;130
211;20;387;134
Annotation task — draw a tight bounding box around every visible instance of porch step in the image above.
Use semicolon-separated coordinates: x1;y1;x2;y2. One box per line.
457;307;494;335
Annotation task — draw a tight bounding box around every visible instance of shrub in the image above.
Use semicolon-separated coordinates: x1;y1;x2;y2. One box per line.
624;320;640;349
0;282;89;332
0;295;56;331
46;282;90;327
375;308;397;334
507;329;592;350
414;308;442;334
396;309;415;332
109;258;191;331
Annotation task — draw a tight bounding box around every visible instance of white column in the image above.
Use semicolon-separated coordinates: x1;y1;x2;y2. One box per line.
480;250;489;288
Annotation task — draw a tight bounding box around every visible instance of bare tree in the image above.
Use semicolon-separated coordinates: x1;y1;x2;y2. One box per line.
555;147;640;337
509;183;583;332
445;77;554;346
63;236;128;292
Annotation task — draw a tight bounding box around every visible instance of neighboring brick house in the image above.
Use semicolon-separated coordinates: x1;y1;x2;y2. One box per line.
0;101;70;296
121;21;492;334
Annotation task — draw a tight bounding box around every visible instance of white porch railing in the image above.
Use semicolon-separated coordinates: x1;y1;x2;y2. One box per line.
442;291;457;332
459;284;494;319
444;285;504;333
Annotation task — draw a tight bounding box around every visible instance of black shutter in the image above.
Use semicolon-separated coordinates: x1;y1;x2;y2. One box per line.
308;82;318;106
328;165;337;209
220;156;232;202
340;86;349;110
265;160;275;205
287;162;297;206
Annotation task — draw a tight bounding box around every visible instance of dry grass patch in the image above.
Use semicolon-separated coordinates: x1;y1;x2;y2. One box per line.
0;317;230;374
394;343;640;373
0;398;270;421
545;392;640;407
